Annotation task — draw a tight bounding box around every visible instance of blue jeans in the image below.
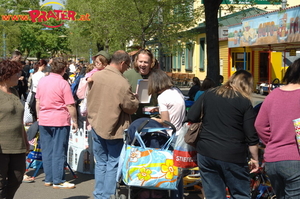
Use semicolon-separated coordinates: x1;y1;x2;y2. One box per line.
265;161;300;199
92;129;123;199
39;125;70;184
197;154;251;199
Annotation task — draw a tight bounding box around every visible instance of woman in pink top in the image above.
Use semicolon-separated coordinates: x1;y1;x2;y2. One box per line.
36;57;78;189
255;58;300;198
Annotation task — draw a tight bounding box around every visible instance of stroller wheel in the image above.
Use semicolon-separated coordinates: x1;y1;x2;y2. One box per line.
119;194;126;199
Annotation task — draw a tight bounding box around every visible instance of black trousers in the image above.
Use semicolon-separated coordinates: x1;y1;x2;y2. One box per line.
0;153;26;199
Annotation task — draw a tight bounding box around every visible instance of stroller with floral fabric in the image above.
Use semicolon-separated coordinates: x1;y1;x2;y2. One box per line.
113;118;179;199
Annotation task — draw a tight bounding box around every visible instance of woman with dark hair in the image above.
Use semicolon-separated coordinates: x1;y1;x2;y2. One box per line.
148;69;185;199
36;57;78;189
188;77;201;101
148;69;185;132
0;59;29;199
187;70;259;199
28;59;47;120
194;77;215;101
255;58;300;198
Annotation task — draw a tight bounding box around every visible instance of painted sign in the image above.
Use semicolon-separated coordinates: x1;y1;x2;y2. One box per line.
201;0;280;4
228;6;300;47
1;2;90;28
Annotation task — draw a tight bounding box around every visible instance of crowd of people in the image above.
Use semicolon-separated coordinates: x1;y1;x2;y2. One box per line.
1;48;300;199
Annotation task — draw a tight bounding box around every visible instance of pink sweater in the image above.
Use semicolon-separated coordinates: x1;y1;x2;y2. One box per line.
255;88;300;162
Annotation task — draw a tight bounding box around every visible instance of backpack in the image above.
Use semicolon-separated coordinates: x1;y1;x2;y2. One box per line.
71;74;85;100
76;77;89;100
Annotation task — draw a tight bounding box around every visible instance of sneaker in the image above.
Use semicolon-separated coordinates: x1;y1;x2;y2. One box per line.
44;182;53;186
53;182;75;189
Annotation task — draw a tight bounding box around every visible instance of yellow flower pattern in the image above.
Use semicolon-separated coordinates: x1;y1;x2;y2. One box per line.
161;159;178;179
137;167;152;181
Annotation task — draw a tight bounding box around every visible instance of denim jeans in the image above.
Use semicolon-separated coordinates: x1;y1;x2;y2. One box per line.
0;153;26;199
197;154;251;199
91;129;123;199
265;161;300;199
39;125;70;184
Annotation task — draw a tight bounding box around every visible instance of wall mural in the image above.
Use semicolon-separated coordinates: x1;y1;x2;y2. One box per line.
228;6;300;48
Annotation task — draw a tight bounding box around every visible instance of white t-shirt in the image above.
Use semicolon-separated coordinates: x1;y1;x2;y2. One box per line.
157;87;186;134
32;71;45;92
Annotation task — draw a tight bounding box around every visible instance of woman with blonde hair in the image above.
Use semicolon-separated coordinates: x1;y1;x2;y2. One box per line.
187;70;259;199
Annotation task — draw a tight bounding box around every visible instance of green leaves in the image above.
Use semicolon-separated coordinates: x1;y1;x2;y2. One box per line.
66;0;201;54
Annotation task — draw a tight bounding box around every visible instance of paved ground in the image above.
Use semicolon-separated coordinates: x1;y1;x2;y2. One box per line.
15;168;203;199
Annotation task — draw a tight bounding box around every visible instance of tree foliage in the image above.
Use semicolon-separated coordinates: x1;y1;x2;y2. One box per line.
66;0;201;54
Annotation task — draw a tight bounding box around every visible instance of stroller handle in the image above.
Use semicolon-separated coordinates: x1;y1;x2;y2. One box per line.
137;119;176;135
137;119;150;134
162;120;176;135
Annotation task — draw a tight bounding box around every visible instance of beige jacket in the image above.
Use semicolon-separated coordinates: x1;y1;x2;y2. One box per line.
87;65;139;139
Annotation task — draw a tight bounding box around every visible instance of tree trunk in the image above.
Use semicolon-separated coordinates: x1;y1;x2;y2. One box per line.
204;0;222;85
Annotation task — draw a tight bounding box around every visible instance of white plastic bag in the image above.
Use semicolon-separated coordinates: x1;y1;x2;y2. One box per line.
23;102;33;124
173;122;198;168
79;98;87;117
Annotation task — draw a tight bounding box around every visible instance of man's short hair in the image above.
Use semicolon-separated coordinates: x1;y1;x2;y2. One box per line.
111;50;130;65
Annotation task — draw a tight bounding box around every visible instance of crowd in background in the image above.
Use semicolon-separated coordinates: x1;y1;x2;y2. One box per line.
2;48;300;199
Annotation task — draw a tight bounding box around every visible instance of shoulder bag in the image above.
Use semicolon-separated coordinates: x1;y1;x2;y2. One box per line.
184;95;205;148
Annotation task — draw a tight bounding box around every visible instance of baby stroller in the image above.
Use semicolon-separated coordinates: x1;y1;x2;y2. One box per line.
250;143;276;199
114;118;178;199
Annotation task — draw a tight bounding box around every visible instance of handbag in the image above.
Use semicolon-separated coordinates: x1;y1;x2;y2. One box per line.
184;96;204;148
173;123;198;168
122;132;180;190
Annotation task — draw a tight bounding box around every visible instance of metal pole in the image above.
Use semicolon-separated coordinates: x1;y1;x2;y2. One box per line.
89;42;92;63
2;23;6;59
243;47;246;70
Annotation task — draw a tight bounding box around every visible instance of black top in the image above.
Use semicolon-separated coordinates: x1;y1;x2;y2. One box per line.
23;64;31;79
187;90;259;164
188;84;200;101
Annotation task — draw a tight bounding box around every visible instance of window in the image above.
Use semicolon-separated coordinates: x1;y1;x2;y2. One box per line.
172;54;177;70
185;43;193;71
177;51;181;70
199;38;205;71
181;51;185;66
232;52;251;71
